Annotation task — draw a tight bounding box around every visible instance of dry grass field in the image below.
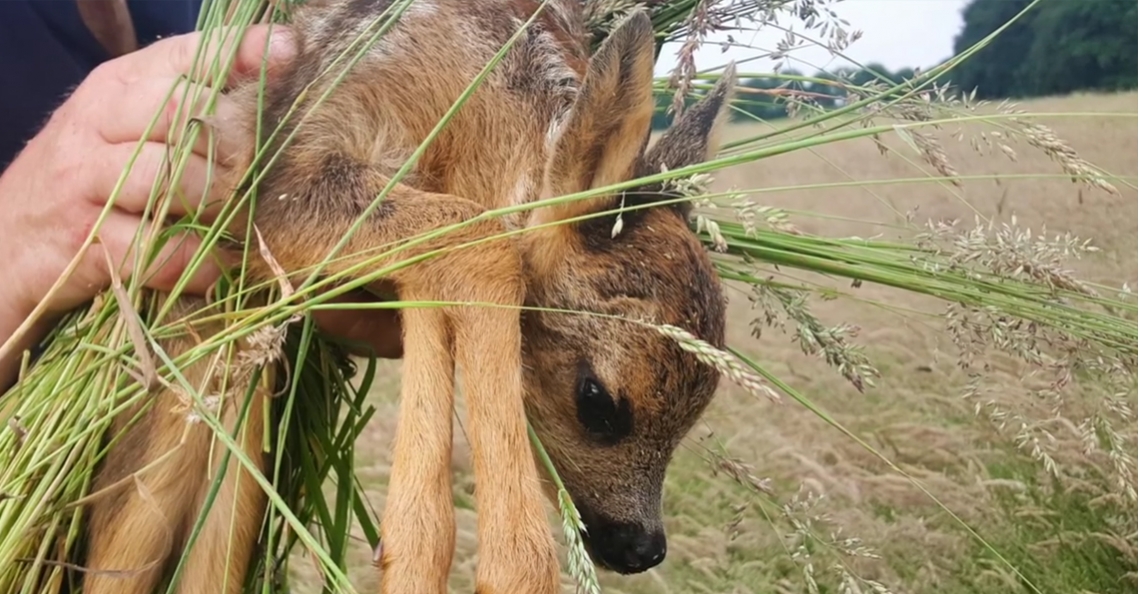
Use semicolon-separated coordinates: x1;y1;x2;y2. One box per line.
288;91;1138;594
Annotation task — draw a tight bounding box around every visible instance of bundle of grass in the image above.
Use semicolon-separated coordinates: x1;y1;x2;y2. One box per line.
0;0;1135;593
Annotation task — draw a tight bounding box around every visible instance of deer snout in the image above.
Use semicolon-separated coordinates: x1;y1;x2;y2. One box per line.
581;516;667;574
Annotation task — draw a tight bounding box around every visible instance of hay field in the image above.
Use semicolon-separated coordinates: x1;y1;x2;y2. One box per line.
289;91;1138;594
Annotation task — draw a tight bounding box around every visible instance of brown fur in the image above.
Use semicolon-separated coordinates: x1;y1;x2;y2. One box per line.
80;1;735;592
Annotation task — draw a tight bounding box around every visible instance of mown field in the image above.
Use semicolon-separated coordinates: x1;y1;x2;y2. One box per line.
290;91;1139;594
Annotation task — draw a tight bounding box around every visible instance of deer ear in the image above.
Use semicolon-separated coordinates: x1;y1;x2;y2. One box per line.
630;63;736;220
528;9;656;228
642;62;736;177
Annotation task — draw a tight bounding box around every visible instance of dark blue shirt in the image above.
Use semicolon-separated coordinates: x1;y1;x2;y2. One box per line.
0;0;203;170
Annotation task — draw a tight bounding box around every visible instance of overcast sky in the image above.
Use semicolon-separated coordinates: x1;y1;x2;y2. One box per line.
653;0;972;76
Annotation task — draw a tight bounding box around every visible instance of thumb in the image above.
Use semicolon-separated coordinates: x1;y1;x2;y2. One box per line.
109;24;296;87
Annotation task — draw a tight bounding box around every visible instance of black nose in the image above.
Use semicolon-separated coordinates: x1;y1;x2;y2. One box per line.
585;520;667;574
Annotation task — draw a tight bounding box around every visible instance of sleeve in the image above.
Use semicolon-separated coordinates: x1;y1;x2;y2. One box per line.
127;0;205;47
0;0;204;171
0;1;106;170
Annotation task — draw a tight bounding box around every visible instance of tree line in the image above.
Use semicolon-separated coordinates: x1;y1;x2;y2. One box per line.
650;64;916;129
949;0;1136;99
651;0;1137;129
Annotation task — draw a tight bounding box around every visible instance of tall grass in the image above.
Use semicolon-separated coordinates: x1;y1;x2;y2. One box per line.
0;0;1135;593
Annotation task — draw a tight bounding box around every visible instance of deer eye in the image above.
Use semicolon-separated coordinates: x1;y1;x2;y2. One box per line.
575;374;633;446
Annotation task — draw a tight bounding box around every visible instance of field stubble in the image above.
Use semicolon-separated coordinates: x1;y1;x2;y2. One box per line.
288;91;1139;594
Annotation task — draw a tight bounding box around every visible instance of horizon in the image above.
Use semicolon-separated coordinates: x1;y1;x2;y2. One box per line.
652;0;971;77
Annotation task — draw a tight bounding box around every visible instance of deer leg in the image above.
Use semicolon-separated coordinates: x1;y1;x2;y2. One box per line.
446;252;561;594
173;367;269;594
84;300;269;594
376;304;456;593
250;171;558;594
381;230;559;594
83;397;201;594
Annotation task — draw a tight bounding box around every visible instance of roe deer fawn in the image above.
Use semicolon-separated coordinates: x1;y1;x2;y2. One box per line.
79;1;736;593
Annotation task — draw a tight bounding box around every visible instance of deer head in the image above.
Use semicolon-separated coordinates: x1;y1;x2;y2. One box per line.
518;9;735;575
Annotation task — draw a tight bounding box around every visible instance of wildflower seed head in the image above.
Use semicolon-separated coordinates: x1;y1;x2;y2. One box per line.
656;323;781;402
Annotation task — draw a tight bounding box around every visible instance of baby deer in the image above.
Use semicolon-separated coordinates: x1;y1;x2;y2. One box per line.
80;0;734;593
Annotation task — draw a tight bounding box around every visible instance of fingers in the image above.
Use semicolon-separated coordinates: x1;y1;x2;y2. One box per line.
108;24;296;88
312;291;405;359
90;25;295;169
0;27;291;323
91;142;228;222
97;77;250;165
90;210;222;297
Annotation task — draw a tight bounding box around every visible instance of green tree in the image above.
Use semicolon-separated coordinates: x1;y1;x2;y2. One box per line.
950;0;1036;98
1018;0;1138;96
650;92;677;130
892;67;917;84
849;62;892;88
806;69;842;108
950;0;1138;99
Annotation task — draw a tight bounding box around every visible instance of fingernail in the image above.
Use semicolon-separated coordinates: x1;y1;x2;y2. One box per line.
267;28;296;64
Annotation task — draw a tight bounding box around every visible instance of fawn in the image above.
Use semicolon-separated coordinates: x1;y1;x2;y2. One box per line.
78;0;735;593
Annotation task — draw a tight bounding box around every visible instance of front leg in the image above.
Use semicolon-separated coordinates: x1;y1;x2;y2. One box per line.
386;228;559;594
449;280;561;594
249;169;559;593
397;234;562;594
377;304;456;593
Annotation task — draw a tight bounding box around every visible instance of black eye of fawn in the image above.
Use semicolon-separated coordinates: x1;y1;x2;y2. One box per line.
575;371;633;445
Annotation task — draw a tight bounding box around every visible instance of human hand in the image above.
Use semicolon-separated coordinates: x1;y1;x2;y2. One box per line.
312;284;404;360
0;24;294;323
0;24;402;390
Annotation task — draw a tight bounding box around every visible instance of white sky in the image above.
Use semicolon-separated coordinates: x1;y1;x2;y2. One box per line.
653;0;972;76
